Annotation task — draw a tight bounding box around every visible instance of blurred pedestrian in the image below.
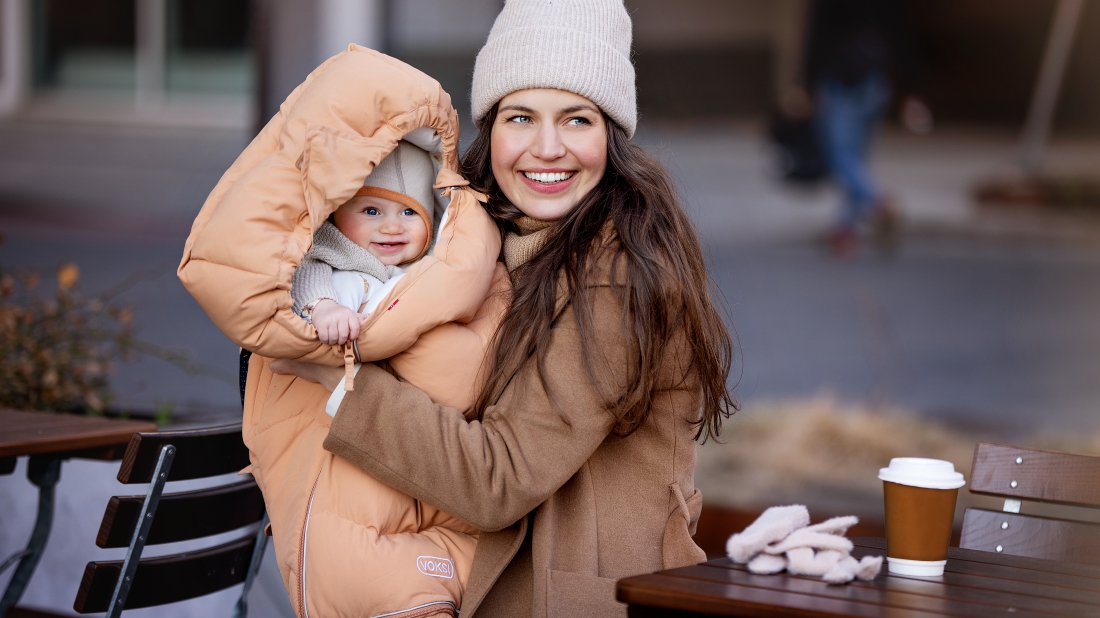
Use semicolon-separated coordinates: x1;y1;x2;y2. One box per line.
793;0;932;256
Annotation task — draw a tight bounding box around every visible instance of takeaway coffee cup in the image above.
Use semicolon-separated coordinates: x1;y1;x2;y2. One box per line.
878;458;965;576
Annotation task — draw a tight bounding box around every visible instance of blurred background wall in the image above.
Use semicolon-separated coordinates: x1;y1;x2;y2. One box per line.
3;0;1099;132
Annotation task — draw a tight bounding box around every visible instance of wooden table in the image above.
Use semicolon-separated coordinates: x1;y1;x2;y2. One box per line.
0;409;156;615
617;538;1100;617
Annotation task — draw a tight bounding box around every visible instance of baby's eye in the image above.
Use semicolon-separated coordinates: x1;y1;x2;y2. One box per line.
402;208;417;217
365;207;379;216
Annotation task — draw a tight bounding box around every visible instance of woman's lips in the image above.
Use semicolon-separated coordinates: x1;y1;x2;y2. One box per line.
520;170;577;194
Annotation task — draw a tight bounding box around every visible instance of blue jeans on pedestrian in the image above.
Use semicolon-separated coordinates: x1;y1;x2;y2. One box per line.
816;73;891;230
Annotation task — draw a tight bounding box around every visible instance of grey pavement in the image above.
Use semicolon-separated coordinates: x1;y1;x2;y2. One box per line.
712;240;1100;437
3;118;1100;615
2;118;1100;430
0;121;250;239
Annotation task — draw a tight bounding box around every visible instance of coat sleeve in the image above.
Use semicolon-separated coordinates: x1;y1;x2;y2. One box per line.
290;253;337;315
323;285;629;532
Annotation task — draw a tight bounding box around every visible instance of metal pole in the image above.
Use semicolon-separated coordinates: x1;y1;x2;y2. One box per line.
231;512;271;618
136;0;167;109
106;445;175;618
0;0;28;116
1019;0;1084;173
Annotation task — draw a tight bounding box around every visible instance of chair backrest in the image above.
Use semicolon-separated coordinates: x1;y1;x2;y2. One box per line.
116;424;253;483
960;442;1100;566
73;424;267;615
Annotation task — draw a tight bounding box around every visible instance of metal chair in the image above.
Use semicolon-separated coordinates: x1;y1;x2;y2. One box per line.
960;442;1100;566
72;424;268;617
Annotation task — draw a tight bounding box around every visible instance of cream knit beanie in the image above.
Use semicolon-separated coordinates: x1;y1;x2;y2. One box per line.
361;140;436;215
471;0;637;137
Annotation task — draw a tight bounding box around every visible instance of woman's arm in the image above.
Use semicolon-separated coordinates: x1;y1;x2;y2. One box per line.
323;285;628;532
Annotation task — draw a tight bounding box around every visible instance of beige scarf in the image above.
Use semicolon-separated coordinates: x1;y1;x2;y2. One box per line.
502;216;556;271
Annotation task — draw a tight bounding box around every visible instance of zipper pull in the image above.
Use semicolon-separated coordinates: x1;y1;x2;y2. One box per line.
342;342;356;391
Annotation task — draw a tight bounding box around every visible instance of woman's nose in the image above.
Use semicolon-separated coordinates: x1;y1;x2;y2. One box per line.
531;124;566;161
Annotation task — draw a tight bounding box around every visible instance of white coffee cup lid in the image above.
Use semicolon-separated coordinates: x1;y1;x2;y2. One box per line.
878;457;965;490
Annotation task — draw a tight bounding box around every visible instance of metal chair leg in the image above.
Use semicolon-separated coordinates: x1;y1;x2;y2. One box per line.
231;511;270;618
0;455;62;617
105;445;175;618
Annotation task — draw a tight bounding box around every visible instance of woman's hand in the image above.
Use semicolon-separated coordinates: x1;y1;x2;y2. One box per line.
269;359;344;393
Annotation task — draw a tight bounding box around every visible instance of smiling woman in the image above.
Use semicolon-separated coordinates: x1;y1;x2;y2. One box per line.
305;1;739;616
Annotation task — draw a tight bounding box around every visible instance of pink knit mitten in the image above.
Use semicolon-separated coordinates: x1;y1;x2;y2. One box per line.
726;505;810;563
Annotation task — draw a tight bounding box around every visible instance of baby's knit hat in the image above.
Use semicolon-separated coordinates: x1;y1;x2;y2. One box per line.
471;0;637;137
356;140;436;261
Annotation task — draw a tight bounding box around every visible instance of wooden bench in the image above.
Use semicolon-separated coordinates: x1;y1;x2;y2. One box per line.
72;424;268;617
960;442;1100;566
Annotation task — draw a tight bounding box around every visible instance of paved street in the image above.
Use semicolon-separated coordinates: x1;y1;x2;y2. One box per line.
715;240;1100;436
3;119;1099;433
4;119;1100;617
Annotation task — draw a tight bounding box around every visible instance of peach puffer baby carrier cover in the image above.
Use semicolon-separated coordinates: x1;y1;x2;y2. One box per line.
178;45;505;618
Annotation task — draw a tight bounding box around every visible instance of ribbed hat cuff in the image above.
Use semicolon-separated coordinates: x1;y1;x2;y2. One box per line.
472;27;637;136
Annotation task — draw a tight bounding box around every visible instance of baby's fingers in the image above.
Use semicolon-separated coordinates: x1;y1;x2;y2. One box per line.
336;318;350;345
348;316;361;341
317;323;336;345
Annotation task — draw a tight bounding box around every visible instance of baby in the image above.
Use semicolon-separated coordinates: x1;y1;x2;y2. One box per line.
292;139;435;345
181;46;504;618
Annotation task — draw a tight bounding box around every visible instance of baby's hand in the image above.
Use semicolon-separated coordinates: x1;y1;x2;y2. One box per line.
310;299;363;345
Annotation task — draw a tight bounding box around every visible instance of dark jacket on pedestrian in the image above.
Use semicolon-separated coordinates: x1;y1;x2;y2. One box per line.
803;0;922;90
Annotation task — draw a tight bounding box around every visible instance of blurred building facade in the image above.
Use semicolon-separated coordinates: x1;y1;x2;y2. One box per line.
2;0;1099;132
1;0;1099;236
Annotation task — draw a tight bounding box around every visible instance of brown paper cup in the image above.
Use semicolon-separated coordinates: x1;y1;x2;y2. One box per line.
879;458;965;576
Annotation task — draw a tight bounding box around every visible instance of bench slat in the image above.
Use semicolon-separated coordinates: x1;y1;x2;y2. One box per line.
969;442;1100;507
117;424;250;484
73;536;254;613
959;508;1100;567
96;480;265;548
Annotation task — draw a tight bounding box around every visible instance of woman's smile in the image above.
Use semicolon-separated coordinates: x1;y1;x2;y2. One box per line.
520;168;578;194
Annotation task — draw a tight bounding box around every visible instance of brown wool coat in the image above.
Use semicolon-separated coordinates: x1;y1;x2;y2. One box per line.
324;250;708;617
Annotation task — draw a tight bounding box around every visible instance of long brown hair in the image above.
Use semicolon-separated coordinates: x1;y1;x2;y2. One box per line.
461;104;738;441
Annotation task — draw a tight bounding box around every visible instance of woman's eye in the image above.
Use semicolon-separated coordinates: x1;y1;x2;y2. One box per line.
566;117;592;126
506;115;532;124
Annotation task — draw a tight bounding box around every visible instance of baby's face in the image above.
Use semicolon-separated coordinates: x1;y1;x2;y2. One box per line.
332;195;428;266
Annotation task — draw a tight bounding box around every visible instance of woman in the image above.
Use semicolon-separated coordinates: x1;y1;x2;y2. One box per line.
276;0;737;614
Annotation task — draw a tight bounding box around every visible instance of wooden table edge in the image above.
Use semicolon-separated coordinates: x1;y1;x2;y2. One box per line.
0;413;156;459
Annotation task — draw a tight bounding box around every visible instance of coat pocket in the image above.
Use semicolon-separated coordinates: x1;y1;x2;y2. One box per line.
546;569;625;618
662;482;707;569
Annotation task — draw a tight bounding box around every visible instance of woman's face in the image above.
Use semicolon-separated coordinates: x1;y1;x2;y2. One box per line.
490;88;608;221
